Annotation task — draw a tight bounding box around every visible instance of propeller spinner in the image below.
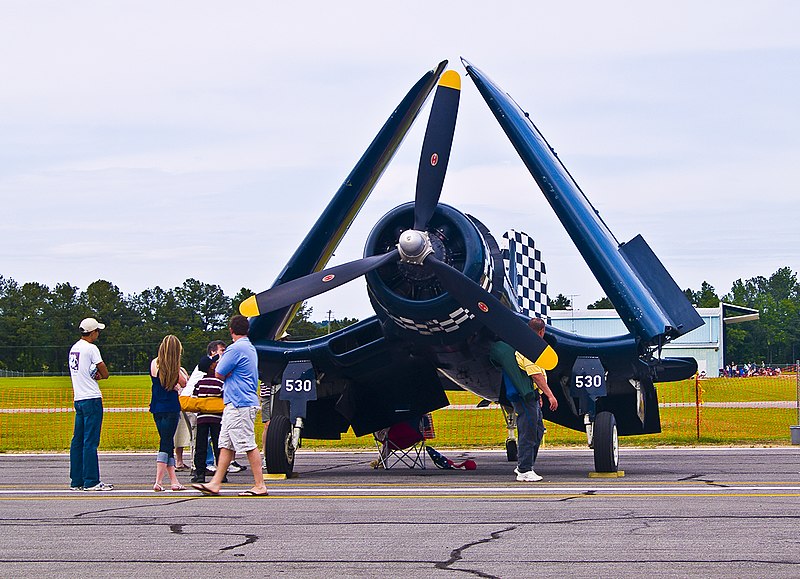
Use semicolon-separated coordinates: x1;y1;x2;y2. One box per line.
239;67;558;370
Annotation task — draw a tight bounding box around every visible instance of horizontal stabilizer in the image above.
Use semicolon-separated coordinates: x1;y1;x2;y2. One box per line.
618;235;703;338
652;357;698;383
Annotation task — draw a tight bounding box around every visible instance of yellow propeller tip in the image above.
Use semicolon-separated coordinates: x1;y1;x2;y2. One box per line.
536;345;559;371
439;70;461;91
239;295;261;317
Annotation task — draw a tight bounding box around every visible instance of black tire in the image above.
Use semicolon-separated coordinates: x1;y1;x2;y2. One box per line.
266;414;295;475
593;411;619;473
505;438;518;462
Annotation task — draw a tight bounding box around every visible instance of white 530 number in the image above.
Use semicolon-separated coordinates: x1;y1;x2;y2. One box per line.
284;379;313;393
574;374;603;389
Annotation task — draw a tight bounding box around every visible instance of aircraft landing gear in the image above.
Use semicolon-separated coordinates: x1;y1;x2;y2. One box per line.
573;356;618;473
505;438;518;462
265;414;296;476
500;404;518;462
271;359;315;476
591;411;619;473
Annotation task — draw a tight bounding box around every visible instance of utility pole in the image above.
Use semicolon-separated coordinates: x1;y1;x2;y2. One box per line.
327;310;333;334
567;293;580;334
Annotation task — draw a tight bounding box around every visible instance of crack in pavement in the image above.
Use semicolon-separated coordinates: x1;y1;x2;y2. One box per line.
73;497;198;517
702;480;730;488
4;511;799;529
435;525;516;578
676;474;729;487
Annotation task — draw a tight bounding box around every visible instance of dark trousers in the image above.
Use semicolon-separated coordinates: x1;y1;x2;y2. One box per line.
70;397;103;488
194;422;221;475
511;393;545;473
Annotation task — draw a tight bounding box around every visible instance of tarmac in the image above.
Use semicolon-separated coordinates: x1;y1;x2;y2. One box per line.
1;446;799;578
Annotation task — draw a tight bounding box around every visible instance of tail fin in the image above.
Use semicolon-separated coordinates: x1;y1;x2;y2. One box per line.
502;230;549;322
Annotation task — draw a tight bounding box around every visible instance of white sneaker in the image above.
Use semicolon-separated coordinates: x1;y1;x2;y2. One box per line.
228;461;245;473
84;482;114;491
513;467;521;476
207;464;217;473
69;486;83;491
516;470;543;482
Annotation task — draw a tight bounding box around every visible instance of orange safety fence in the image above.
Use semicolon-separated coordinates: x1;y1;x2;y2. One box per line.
0;374;798;452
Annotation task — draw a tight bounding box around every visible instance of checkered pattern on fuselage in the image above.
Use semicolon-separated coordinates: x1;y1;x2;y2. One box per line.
502;230;549;321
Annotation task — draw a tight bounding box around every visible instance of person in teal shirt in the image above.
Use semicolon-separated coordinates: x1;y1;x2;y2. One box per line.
489;318;558;482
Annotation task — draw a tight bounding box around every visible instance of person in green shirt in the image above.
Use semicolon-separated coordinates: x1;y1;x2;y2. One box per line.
489;317;558;482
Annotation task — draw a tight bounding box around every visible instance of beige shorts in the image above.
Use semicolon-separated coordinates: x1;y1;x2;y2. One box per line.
173;412;195;447
218;405;258;453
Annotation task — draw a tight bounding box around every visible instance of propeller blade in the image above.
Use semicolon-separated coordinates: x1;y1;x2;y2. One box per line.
240;249;400;317
413;70;461;231
426;256;558;370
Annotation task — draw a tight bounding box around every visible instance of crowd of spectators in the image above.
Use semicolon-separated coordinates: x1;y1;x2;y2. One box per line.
721;362;783;378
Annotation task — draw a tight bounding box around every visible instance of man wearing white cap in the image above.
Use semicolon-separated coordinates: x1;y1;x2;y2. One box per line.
68;317;113;491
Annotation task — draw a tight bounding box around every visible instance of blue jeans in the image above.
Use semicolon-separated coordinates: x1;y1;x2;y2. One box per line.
207;437;215;465
511;393;545;473
152;412;179;466
70;397;104;488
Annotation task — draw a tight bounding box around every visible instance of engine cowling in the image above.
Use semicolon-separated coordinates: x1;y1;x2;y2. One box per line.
364;202;494;345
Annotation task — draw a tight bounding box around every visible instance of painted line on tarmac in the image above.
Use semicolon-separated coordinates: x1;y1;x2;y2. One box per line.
1;484;799;497
2;480;798;490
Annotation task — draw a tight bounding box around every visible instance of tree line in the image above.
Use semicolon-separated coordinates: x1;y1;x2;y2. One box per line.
3;266;798;373
549;267;800;365
0;276;357;374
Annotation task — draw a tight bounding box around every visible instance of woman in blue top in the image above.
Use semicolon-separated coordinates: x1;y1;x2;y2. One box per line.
149;334;189;492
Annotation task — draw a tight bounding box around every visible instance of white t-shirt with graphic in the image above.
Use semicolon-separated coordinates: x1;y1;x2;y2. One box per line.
69;339;103;401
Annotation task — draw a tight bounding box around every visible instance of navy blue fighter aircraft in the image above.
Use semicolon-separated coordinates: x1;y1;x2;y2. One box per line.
240;59;704;475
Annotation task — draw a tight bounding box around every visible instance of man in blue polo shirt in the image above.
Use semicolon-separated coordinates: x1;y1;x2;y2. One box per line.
192;315;267;497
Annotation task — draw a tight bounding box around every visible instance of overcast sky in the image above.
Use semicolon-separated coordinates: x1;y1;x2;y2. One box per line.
2;1;798;320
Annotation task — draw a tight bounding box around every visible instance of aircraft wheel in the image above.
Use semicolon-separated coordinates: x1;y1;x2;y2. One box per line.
266;414;295;475
593;411;619;473
505;438;518;462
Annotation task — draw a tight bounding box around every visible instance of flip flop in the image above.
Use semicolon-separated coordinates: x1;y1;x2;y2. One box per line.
191;483;220;496
238;489;268;496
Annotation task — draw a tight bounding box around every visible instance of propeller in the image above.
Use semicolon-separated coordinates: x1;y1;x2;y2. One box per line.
239;249;399;317
239;66;558;370
414;70;460;231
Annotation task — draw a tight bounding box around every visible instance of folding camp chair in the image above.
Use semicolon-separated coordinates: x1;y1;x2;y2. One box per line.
373;419;427;469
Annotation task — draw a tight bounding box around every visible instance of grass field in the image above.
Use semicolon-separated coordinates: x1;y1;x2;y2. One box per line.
0;375;797;452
